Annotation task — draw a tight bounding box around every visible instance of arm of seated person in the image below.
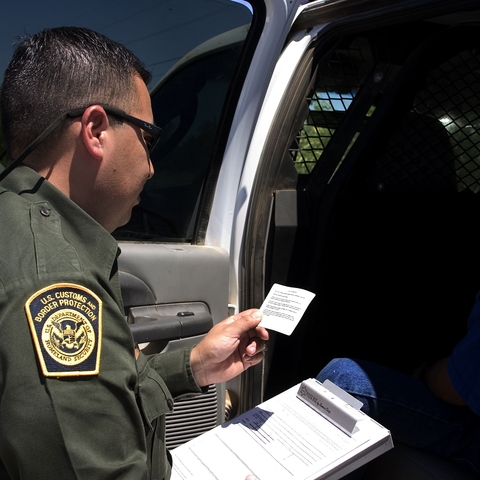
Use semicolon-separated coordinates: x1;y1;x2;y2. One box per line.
420;357;467;407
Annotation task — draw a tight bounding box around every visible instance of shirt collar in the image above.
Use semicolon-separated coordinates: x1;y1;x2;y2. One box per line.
1;165;119;268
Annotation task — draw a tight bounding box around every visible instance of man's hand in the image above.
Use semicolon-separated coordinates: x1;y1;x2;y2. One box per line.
190;309;269;387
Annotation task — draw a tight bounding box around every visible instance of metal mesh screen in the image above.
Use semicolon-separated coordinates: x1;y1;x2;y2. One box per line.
290;36;374;174
291;37;480;195
369;48;480;193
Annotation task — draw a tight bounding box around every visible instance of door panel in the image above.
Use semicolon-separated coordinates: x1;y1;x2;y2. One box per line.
118;242;230;448
118;243;229;313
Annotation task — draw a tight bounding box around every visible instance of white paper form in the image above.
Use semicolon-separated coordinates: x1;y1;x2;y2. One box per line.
258;284;316;335
171;381;392;480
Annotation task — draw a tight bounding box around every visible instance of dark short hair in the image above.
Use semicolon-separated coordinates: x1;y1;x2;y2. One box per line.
0;26;152;160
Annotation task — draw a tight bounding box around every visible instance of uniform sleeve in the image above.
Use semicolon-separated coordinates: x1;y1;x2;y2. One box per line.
0;174;166;479
138;347;204;399
0;283;150;480
133;347;205;480
447;292;480;416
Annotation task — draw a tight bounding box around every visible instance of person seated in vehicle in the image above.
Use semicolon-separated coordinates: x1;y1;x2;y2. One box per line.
317;292;480;477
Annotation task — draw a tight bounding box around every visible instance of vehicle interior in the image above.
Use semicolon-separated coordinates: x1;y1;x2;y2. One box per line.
263;15;480;395
250;4;480;479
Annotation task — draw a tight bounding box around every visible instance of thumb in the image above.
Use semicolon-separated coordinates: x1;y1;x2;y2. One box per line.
245;476;259;480
236;310;263;329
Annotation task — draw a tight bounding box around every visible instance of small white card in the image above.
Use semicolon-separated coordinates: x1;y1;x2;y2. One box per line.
258;283;315;335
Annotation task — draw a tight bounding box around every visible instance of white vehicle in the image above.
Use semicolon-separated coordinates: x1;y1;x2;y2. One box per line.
2;1;480;478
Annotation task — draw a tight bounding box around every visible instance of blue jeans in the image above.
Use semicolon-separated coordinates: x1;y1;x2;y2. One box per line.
316;358;480;477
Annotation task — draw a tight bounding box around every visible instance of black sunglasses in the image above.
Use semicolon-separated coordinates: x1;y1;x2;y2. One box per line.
77;105;162;154
0;104;162;183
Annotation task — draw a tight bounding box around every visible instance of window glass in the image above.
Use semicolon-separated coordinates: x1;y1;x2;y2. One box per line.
0;0;254;241
120;21;252;241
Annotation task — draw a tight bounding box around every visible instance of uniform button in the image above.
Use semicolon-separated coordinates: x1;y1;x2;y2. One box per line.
167;398;174;410
40;207;51;217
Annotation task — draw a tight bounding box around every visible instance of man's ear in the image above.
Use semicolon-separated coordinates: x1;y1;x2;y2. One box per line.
80;105;110;160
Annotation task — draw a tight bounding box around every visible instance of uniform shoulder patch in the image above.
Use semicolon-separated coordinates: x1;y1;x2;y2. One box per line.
25;283;102;377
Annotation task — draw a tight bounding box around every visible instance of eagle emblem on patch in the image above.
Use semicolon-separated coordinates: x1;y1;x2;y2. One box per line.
25;283;102;377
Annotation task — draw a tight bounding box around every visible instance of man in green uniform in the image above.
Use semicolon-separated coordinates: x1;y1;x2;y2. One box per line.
0;26;268;479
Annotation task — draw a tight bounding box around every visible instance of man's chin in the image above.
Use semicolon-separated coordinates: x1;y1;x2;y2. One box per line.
108;211;132;234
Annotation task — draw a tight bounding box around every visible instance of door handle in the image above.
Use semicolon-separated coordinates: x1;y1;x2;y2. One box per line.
128;309;213;343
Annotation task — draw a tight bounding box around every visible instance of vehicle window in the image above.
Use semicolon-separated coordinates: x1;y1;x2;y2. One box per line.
0;1;256;242
117;22;253;242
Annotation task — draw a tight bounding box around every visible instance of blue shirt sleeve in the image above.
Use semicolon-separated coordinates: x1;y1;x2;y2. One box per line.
447;291;480;415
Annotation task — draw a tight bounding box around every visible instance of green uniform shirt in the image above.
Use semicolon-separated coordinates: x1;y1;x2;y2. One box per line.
0;166;202;479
